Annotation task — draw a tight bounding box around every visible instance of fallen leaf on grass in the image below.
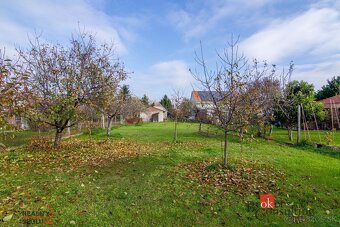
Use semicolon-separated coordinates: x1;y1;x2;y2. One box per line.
3;214;13;222
182;159;286;196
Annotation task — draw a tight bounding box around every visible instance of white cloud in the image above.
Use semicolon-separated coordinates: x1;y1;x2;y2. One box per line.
294;61;340;89
150;60;193;87
168;0;270;40
0;17;29;57
240;7;340;63
128;60;193;99
238;2;340;89
0;0;140;56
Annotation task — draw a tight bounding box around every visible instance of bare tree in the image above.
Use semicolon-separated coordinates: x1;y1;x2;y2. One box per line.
171;90;193;142
171;89;183;143
0;50;27;129
274;65;295;141
247;61;280;137
96;85;125;138
179;98;193;119
190;37;262;166
124;96;146;119
18;32;126;148
0;50;13;128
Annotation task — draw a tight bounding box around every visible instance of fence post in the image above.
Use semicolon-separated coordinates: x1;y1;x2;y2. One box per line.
297;104;301;144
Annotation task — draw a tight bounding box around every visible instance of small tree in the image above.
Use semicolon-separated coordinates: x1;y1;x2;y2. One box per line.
171;90;193;142
96;85;126;138
179;98;193;119
0;51;13;128
77;104;100;136
171;90;182;142
0;50;26;130
247;63;281;137
190;37;263;167
124;97;146;119
18;32;126;148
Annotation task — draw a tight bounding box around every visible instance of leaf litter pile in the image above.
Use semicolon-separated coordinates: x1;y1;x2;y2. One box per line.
183;159;286;196
2;138;155;172
0;138;157;221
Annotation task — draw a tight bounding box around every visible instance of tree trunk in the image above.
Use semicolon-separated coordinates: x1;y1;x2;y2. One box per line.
263;126;266;138
54;129;63;148
199;121;202;133
269;125;273;136
223;130;228;167
174;119;178;142
106;116;112;138
288;128;293;141
101;114;105;129
240;129;244;153
67;121;71;137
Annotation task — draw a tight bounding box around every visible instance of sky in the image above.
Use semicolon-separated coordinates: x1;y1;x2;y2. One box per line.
1;0;340;100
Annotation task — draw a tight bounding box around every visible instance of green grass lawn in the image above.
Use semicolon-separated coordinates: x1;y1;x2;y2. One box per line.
0;130;46;147
271;127;340;146
0;128;83;148
0;122;339;226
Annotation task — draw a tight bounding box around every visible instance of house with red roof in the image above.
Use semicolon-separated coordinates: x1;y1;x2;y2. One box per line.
190;90;221;122
319;95;340;108
318;95;340;129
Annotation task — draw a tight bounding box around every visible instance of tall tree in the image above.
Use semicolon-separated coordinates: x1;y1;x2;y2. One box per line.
275;80;325;141
316;76;340;100
18;32;126;148
121;85;130;101
141;94;150;106
160;95;172;112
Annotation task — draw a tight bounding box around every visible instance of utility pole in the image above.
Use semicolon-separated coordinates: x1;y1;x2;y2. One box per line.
297;104;301;144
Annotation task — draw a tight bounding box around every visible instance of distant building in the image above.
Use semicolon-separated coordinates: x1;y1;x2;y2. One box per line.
319;95;340;109
140;103;168;122
6;115;29;129
190;90;220;122
318;95;340;129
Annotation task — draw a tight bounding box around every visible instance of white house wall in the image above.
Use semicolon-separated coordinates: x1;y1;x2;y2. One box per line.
158;112;164;122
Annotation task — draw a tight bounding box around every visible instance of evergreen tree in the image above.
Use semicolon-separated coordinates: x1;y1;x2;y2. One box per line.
141;94;150;106
160;95;172;111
